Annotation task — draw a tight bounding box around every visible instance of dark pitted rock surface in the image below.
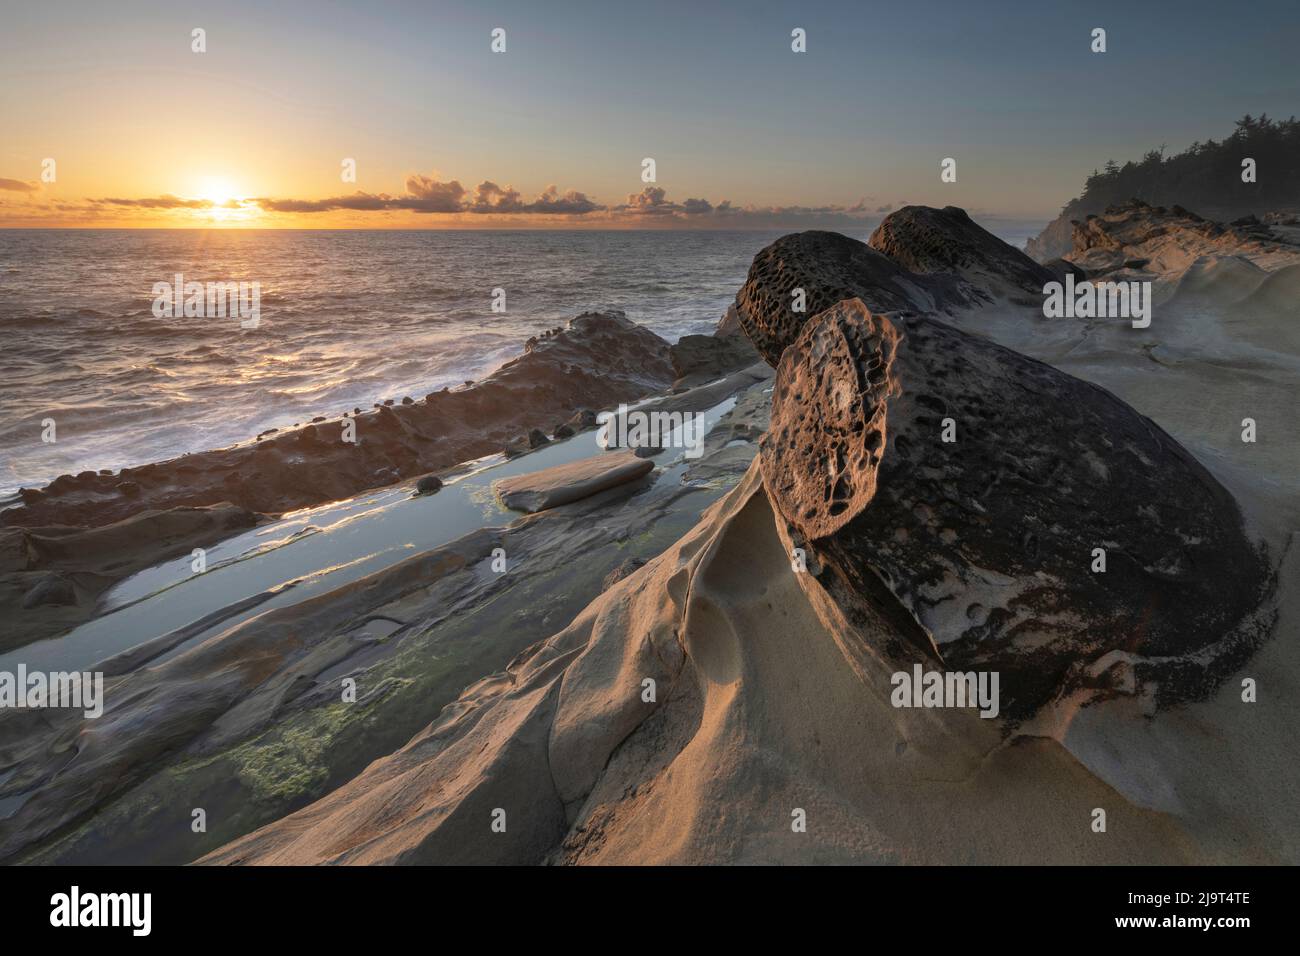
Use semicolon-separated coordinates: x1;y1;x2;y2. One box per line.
733;229;975;366
868;205;1056;303
760;298;1271;721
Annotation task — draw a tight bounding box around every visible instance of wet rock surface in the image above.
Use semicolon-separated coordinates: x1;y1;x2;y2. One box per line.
2;310;674;532
760;298;1271;721
0;363;773;865
495;451;654;514
0;503;260;651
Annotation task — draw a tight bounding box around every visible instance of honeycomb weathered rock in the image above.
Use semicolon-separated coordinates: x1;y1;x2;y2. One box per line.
760;298;1271;720
733;230;974;366
868;205;1056;301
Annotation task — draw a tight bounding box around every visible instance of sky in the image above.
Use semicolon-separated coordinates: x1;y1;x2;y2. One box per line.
1;0;1297;229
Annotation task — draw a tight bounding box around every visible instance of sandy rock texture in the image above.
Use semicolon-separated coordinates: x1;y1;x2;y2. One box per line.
10;205;1293;867
199;460;1297;865
195;208;1290;865
1068;199;1300;281
1;362;773;865
868;205;1055;304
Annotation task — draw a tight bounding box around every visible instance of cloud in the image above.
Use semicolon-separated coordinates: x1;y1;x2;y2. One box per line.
60;171;903;229
468;180;524;212
524;184;600;214
93;194;214;209
254;193;394;213
0;178;39;193
621;186;676;215
249;176;604;218
251;180;893;228
401;175;467;212
466;180;600;215
606;186;891;228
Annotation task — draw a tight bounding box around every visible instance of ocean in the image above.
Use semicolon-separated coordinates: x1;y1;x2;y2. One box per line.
0;225;1032;495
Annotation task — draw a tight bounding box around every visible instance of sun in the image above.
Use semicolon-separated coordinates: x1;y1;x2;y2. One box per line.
197;177;239;206
189;176;261;224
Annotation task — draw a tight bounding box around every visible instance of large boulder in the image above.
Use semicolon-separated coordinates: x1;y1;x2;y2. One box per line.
867;205;1056;303
733;230;975;366
760;298;1271;721
734;210;1059;368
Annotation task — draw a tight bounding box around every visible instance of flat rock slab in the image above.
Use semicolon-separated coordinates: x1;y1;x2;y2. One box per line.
496;452;654;514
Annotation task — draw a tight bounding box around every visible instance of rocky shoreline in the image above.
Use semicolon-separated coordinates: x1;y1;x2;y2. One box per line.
3;201;1297;864
0;310;756;651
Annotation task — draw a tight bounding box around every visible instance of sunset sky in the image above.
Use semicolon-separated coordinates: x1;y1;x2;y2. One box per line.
2;0;1297;228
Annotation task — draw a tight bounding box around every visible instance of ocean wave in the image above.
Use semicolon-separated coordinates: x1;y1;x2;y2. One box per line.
0;230;761;489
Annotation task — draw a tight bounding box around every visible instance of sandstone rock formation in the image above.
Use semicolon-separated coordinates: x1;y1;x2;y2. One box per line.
6;211;1290;868
495;452;654;514
760;298;1271;719
733;230;973;366
178;216;1291;866
0;359;776;866
1055;200;1300;281
734;209;1060;367
198;453;1293;865
867;205;1055;303
1028;196;1300;264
